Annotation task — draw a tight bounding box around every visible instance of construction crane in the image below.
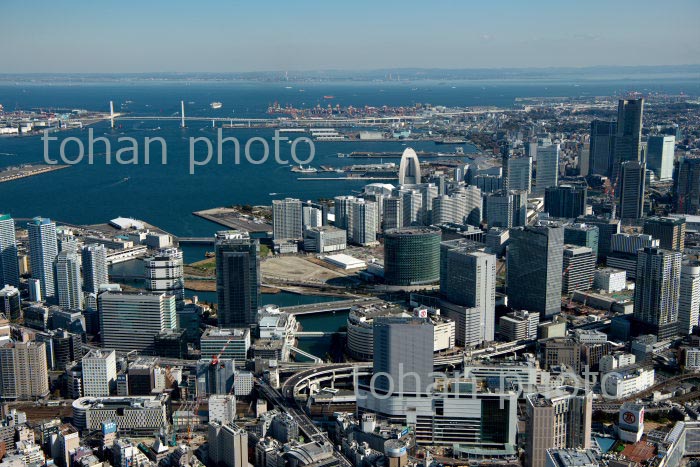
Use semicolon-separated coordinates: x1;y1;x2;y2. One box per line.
605;172;620;220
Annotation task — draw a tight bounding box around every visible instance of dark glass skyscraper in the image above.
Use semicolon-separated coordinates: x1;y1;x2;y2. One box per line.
507;225;564;317
589;120;616;177
564;223;599;258
618;160;646;220
383;227;441;285
544;184;588;218
674;156;700;215
612;98;644;182
576;216;620;259
215;230;260;328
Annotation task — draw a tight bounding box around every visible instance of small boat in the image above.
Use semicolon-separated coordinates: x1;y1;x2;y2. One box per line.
210;102;223;109
269;192;279;196
291;165;318;173
323;95;334;99
337;153;346;158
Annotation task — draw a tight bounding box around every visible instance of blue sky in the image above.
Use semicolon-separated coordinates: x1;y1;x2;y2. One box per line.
2;0;699;73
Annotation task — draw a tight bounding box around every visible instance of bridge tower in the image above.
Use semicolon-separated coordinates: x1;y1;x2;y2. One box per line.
109;101;114;128
180;100;186;128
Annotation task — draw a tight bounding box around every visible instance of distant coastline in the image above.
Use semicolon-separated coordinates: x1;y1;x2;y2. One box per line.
0;64;699;84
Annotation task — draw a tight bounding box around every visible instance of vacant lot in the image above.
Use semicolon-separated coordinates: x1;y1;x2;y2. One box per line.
262;255;348;285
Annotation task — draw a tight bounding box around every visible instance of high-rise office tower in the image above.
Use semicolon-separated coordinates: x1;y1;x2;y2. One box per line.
349;199;378;246
28;217;58;299
27;278;42;302
534;143;559;196
564;223;599;257
561;246;595;294
506;155;532;193
272;198;302;240
633;247;681;340
0;214;19;288
544;185;587;218
215;231;260;328
525;387;592;467
382;196;402;231
144;248;185;301
679;260;700;336
384;227;441;286
440;240;496;342
612;98;644;183
507;225;564;318
99;291;177;353
208;422;248;467
576;216;620;259
646;135;675;181
485;190;526;229
589;120;616;177
373;316;434;394
578;142;590;177
618;160;646;220
643;217;685;252
398;147;421;185
55;251;83;310
81;349;117;397
674;156;700;215
333;195;356;230
81;244;108;294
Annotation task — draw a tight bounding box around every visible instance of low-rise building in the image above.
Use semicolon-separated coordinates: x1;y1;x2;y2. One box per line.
499;310;539;341
602;367;655;400
303;226;347;253
71;395;169;434
593;268;627;293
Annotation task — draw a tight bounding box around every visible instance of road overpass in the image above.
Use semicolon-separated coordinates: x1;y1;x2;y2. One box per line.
280;297;383;315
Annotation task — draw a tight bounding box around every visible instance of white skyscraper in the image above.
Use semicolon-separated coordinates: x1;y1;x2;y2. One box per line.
144;248;184;301
272;198;303;240
99;291;177;353
646;135;675;181
55;251;84;310
28;217;59;299
333;195;356;230
302;205;323;229
534;143;560;196
398;147;421;185
0;214;20;287
350;199;378;246
679;260;700;335
81;349;117;397
82;244;108;294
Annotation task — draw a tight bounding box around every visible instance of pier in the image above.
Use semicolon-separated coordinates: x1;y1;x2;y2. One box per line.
0;164;70;184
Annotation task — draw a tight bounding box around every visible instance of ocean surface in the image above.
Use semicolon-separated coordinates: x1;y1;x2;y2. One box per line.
1;78;699;237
